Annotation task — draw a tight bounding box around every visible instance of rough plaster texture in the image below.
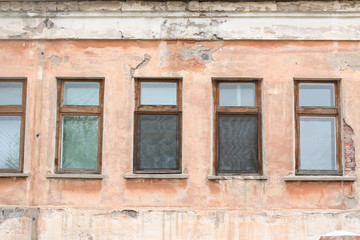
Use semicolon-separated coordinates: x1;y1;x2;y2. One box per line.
0;39;359;239
2;208;360;240
0;1;360;239
0;1;360;40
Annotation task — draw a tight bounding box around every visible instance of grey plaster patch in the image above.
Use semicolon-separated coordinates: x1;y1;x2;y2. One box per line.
48;55;63;67
0;208;26;224
180;45;220;63
94;209;139;219
0;208;40;225
326;53;360;72
120;210;138;219
345;197;358;209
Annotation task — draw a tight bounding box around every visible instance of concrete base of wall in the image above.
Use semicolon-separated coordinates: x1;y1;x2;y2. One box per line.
1;207;360;240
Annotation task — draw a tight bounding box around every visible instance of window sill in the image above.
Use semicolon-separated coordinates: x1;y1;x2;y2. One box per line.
46;173;104;179
284;175;356;182
124;173;188;179
208;175;267;180
0;173;29;178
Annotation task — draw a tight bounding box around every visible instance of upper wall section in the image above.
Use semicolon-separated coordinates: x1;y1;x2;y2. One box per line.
0;0;360;40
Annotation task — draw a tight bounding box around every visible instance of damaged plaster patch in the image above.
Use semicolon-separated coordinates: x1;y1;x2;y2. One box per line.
94;209;138;219
0;208;40;224
0;208;26;224
343;119;356;172
120;210;138;218
344;197;358;209
161;19;225;40
10;18;55;39
130;54;151;77
48;55;63;67
327;53;360;72
181;45;220;63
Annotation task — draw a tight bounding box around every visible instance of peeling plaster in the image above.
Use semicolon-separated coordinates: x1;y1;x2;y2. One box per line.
48;55;63;67
130;54;151;77
1;2;360;40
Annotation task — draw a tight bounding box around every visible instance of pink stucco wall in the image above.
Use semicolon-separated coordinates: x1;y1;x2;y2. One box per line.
0;40;359;239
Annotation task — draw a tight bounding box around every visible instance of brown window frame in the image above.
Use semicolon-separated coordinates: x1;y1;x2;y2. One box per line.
213;78;262;175
294;79;342;175
0;78;26;173
134;78;182;174
55;78;104;174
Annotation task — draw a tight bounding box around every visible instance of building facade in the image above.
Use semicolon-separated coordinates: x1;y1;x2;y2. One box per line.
0;0;360;239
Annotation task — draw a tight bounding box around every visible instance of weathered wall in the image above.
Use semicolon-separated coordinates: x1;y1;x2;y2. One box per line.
0;0;360;239
2;207;360;240
0;1;360;40
0;39;359;239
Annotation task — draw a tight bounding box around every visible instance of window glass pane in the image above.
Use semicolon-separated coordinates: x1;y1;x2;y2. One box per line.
0;82;22;105
300;116;336;170
63;82;99;106
299;83;335;107
0;116;21;169
218;115;258;172
61;115;98;169
219;83;256;107
137;115;178;169
140;82;177;105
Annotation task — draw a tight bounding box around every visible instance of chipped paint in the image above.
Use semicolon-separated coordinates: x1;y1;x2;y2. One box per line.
0;1;359;239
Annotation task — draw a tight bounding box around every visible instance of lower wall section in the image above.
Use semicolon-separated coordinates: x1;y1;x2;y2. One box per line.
1;207;360;240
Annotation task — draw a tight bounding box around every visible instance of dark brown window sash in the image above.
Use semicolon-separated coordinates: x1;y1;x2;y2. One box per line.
213;78;262;175
294;79;342;175
55;78;104;174
0;78;26;173
133;78;182;174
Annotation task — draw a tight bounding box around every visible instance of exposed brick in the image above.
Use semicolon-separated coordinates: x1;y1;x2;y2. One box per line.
343;120;355;175
346;162;356;168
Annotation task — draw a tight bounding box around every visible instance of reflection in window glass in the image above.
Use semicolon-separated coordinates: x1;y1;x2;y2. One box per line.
299;83;335;107
300;116;336;170
140;82;177;105
0;116;21;169
219;83;256;107
137;115;178;169
218;115;258;172
0;82;22;105
64;82;99;106
61;115;98;169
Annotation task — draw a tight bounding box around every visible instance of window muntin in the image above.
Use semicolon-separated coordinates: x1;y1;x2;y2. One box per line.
56;79;104;174
214;79;262;175
134;79;182;173
0;79;26;173
295;80;341;175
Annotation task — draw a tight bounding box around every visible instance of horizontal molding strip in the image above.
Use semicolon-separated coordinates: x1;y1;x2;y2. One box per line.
0;12;360;40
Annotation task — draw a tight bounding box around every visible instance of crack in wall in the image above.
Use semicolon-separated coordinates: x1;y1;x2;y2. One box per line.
130;54;151;77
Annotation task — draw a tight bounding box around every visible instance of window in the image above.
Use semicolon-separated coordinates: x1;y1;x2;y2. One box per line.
294;79;341;175
55;78;104;173
134;78;182;173
0;79;26;173
213;79;262;175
